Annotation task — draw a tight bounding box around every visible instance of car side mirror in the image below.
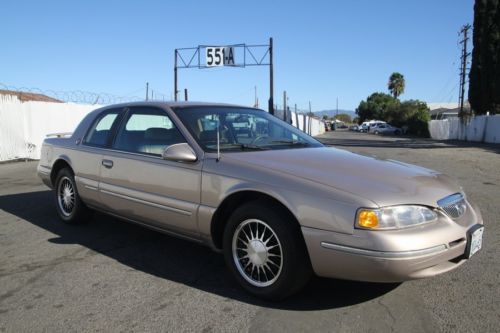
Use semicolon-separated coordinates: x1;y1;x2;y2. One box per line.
162;143;197;163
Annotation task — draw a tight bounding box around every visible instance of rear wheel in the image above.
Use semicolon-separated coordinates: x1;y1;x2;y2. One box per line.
374;130;379;134
54;168;91;224
223;201;311;300
395;130;401;135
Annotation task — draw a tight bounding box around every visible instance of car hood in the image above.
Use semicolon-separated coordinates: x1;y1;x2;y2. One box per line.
225;147;460;207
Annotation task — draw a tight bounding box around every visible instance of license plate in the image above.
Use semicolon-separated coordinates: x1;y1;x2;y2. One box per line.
466;225;484;258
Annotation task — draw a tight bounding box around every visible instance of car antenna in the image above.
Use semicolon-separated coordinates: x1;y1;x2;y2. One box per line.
216;118;221;162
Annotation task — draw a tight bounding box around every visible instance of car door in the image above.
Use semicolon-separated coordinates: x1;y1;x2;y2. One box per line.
98;106;202;237
75;107;123;209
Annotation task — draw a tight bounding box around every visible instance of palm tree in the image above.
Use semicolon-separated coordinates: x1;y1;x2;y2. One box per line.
388;72;405;99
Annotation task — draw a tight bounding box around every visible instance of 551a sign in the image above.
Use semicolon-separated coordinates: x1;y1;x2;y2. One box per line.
206;46;235;66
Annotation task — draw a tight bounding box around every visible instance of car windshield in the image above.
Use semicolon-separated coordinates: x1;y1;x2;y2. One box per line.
173;106;323;152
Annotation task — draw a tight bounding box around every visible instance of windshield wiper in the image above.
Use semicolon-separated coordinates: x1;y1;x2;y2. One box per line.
223;143;269;151
270;140;311;146
241;144;270;151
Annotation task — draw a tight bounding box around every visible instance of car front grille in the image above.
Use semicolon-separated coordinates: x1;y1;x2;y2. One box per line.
437;193;467;219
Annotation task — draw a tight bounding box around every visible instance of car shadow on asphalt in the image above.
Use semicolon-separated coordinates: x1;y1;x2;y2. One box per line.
0;190;400;310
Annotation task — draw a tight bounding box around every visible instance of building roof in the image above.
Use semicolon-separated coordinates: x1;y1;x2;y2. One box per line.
429;107;470;116
0;89;62;103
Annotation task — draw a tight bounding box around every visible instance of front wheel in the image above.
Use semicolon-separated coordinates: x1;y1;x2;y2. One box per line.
223;201;311;300
54;168;91;224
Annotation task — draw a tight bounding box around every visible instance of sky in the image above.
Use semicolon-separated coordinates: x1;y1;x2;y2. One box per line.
1;0;474;111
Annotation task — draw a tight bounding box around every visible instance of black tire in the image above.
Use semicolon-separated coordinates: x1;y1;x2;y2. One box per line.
374;130;379;135
54;168;91;224
223;201;311;301
395;130;401;135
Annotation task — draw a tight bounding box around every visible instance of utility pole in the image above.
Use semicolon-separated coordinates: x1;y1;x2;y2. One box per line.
336;97;339;118
254;86;258;108
146;82;149;101
459;24;471;118
174;50;178;101
295;104;299;128
283;91;287;122
308;101;312;134
184;88;188;101
268;37;274;116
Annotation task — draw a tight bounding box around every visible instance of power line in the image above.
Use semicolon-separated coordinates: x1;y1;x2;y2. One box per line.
432;62;458;102
446;83;459;103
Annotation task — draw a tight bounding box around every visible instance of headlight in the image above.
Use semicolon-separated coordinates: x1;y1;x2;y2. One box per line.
356;206;438;230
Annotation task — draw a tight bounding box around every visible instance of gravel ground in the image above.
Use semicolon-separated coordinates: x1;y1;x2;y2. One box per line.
0;131;498;332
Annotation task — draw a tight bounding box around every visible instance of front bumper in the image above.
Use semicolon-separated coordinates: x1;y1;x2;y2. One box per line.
302;205;483;282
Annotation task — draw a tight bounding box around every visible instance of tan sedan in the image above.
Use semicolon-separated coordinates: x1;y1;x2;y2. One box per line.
37;102;484;300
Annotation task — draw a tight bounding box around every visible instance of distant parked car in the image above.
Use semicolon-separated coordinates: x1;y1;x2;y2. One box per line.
371;123;402;135
359;124;369;132
360;120;386;133
349;125;359;131
368;123;383;134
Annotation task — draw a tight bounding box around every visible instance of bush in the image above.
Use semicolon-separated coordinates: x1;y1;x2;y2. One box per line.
356;93;398;123
398;100;431;137
356;95;430;136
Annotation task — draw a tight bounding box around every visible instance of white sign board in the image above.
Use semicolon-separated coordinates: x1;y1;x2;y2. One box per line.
206;46;235;67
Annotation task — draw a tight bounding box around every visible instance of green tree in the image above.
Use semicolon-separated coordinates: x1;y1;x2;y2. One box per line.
357;94;430;136
396;100;431;137
335;113;352;123
469;0;500;115
355;92;398;123
322;115;329;120
388;72;405;99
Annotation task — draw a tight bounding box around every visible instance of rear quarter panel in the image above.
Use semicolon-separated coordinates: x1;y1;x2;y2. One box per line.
38;107;106;207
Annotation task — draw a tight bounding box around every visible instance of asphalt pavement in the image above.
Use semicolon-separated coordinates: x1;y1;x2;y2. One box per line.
0;131;499;332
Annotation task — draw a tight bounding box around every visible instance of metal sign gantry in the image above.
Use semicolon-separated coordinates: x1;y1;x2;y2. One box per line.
174;38;274;115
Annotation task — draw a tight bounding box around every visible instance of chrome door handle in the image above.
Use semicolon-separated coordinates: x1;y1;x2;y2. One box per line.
102;159;113;168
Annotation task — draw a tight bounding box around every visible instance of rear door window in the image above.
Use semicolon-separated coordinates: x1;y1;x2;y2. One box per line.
113;107;185;156
84;109;121;147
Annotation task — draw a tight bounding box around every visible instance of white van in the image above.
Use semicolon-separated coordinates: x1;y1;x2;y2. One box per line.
360;120;386;133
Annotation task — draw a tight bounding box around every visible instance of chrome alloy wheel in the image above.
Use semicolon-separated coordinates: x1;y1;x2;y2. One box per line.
232;219;283;287
57;176;75;217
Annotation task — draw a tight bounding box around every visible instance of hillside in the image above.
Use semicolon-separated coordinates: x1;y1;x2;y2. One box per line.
314;109;356;119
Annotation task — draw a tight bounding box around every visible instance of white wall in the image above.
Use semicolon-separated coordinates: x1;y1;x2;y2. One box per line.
429;115;500;144
0;96;26;161
0;95;326;161
0;95;100;161
290;111;325;136
273;108;325;136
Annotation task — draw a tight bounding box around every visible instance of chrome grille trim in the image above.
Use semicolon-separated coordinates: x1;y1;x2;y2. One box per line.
437;193;467;219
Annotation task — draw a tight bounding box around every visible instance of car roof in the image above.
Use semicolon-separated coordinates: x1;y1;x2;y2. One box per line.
97;101;258;111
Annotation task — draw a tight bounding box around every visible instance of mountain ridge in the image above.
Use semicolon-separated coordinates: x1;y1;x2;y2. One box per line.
313;109;356;118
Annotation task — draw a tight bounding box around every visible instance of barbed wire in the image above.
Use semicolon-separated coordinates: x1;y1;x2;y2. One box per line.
0;82;314;112
0;82;149;105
